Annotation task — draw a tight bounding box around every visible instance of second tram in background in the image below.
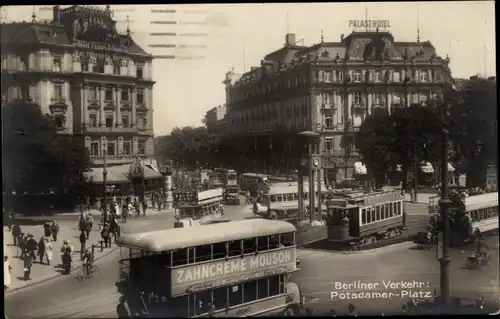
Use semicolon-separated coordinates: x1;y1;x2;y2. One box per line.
172;188;224;228
325;188;406;248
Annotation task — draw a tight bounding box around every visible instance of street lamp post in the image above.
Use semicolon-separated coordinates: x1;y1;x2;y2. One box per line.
102;147;108;223
438;102;452;306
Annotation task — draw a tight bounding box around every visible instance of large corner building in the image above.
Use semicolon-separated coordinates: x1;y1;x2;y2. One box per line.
1;5;155;167
223;31;453;183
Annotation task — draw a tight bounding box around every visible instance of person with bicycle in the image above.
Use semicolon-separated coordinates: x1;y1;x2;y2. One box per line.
82;248;94;277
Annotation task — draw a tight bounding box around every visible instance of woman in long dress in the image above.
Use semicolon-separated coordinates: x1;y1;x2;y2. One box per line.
43;237;53;266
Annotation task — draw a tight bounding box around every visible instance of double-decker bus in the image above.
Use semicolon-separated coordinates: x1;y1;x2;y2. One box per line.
116;219;303;317
173;188;224;228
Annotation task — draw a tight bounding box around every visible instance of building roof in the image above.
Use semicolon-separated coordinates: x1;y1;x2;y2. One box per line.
0;5;150;58
233;30;446;87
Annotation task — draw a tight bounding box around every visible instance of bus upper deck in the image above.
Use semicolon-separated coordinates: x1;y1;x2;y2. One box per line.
116;219;302;317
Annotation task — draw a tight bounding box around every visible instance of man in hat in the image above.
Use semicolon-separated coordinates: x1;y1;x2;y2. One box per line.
50;220;60;242
25;234;38;261
11;222;22;247
101;222;111;248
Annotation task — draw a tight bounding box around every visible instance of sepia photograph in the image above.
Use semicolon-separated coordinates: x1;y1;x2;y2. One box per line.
2;2;498;318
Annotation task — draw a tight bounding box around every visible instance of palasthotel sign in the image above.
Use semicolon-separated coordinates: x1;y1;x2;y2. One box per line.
170;247;296;296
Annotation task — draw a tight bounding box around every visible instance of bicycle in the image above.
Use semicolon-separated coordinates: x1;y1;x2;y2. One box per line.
76;262;99;281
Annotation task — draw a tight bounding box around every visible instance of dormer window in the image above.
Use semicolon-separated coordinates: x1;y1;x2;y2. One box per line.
81;61;89;72
374;71;382;83
420;71;428;83
114;64;120;75
324;71;331;83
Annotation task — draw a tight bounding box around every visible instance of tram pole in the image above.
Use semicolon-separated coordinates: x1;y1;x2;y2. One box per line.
438;102;452;306
102;147;108;223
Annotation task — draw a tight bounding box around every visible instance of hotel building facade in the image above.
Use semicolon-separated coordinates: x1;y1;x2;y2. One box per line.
1;5;155;167
223;31;453;183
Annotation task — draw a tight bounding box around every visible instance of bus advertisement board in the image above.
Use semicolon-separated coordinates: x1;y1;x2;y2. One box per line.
170;247;296;296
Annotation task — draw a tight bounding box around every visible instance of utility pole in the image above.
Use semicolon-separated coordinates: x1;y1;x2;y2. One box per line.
439;101;452;306
102;146;108;223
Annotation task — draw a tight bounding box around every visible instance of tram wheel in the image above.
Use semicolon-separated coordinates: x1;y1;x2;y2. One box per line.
284;305;298;316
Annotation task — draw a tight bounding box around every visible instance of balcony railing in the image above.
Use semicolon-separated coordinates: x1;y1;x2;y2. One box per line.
84;126;138;133
91;155;137;165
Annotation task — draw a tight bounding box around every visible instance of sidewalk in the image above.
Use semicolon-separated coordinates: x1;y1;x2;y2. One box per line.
53;207;174;217
4;220;116;293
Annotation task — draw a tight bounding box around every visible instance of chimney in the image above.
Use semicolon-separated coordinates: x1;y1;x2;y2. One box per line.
285;33;296;47
53;5;61;24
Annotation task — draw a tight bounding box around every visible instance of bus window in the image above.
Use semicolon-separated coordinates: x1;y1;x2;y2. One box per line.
361;209;366;225
213;242;227;260
193;290;213;316
212;287;227;311
196;245;212;262
187;247;195;264
269;275;284;297
381;205;386;220
276;195;283;202
229;240;241;257
257;236;268;251
229;284;243;307
367;209;372;223
269;235;280;249
243;281;258;304
293;193;298;200
243;238;256;254
257;278;269;300
397;202;401;215
270;195;276;203
172;249;188;266
304;192;309;200
287;194;294;201
281;232;294;246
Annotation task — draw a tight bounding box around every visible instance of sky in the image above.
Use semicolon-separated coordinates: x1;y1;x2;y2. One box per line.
4;2;496;136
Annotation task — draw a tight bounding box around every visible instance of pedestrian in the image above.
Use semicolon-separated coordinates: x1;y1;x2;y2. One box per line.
37;236;46;264
50;220;60;242
26;234;38;260
79;231;87;260
23;252;33;281
101;223;110;248
78;215;86;233
11;223;21;247
7;211;14;231
85;213;94;239
19;233;27;258
151;192;156;209
43;237;53;266
43;221;51;237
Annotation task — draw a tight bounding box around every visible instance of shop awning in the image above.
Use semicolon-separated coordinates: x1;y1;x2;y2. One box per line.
85;163;163;184
420;162;455;173
421;162;434;174
354;162;367;175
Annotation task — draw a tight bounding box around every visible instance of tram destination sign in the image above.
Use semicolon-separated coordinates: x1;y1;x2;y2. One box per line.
170;247;296;296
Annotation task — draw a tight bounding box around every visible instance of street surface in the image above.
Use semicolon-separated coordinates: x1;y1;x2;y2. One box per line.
293;235;499;315
6;197;483;318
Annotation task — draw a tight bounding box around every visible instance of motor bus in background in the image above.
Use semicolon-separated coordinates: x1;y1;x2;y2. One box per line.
213;169;240;205
240;173;269;196
116;219;304;317
325;188;406;248
428;189;498;245
173;188;224;228
250;182;327;220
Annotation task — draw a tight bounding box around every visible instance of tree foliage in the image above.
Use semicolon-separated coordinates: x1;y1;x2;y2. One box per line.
156;126;222;169
2;99;91;194
451;78;497;187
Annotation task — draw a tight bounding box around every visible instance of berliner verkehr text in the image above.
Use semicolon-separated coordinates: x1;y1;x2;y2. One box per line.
334;280;430;290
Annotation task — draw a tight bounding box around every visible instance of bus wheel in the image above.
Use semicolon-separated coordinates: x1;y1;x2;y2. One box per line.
284;305;297;316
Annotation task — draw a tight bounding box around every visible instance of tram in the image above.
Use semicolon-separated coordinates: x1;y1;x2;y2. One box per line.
428;190;498;245
116;219;304;317
250;182;327;220
240;173;268;196
325;188;406;247
173;188;224;228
